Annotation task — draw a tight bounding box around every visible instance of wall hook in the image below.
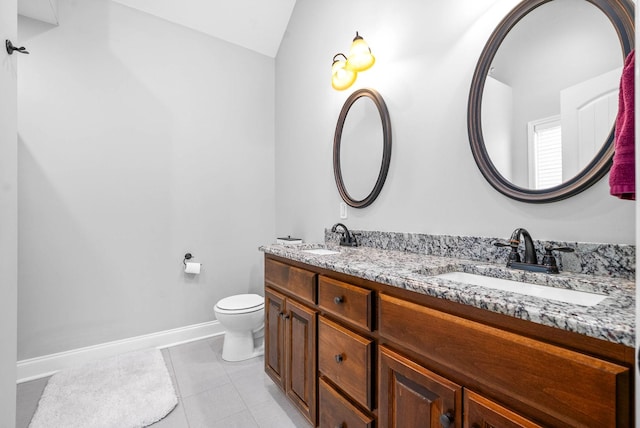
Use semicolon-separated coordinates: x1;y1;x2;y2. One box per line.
6;40;29;55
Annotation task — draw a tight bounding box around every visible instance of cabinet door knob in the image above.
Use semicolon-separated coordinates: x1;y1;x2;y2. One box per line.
439;412;454;428
334;296;344;304
334;424;345;428
279;312;289;320
334;353;344;363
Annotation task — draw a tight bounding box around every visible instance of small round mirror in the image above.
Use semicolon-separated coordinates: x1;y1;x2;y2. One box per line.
334;88;392;208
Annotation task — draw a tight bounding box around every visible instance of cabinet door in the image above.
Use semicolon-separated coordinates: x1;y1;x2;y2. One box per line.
464;389;543;428
264;287;286;389
379;345;462;428
285;297;317;425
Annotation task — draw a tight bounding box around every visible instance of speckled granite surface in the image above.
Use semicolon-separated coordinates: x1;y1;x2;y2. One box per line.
260;238;635;347
325;229;636;279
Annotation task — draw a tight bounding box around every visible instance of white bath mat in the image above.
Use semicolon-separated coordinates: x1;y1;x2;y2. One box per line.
29;348;178;428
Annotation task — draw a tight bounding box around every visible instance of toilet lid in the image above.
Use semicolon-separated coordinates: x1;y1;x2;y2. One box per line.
216;294;264;311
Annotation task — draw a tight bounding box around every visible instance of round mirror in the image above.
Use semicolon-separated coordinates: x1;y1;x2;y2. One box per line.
468;0;634;203
334;88;392;208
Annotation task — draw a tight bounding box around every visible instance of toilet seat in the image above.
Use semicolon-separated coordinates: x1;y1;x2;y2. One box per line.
215;294;264;314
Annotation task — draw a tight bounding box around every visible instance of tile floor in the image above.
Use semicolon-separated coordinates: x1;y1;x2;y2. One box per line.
16;336;312;428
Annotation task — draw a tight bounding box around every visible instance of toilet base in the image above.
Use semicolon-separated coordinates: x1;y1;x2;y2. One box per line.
221;330;264;362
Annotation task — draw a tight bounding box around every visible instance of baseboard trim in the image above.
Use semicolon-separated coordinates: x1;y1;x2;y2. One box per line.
17;320;224;383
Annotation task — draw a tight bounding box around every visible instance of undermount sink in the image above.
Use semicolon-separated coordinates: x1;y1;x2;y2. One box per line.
302;248;340;256
435;272;607;307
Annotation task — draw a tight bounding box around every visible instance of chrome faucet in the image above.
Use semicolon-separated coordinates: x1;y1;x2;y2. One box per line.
331;223;358;247
495;228;574;274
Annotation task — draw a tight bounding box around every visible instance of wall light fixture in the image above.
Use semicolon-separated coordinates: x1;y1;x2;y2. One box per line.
345;32;375;72
331;32;375;91
331;53;357;91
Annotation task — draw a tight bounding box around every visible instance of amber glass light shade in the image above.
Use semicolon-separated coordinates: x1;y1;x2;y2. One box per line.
345;32;375;72
331;54;357;91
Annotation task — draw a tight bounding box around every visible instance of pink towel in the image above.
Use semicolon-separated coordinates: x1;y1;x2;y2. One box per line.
610;49;635;200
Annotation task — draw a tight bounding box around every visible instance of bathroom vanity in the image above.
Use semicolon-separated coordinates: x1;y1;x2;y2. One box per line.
261;236;634;427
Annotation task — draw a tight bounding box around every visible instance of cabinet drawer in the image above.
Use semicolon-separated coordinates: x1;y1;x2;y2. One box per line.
318;276;373;331
319;378;374;428
379;294;630;427
464;389;544;428
265;259;317;305
318;316;373;409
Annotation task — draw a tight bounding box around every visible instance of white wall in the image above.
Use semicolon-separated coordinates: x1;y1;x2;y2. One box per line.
18;0;275;359
274;0;634;245
0;0;17;422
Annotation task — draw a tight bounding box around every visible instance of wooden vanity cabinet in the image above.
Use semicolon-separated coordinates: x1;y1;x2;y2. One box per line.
263;255;634;427
264;259;318;425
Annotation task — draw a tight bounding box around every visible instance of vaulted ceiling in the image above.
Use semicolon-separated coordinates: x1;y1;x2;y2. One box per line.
18;0;297;58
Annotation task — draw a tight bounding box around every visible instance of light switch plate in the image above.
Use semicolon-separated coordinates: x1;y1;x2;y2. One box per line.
339;202;348;219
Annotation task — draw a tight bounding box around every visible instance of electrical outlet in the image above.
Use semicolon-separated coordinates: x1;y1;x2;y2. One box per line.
340;202;348;219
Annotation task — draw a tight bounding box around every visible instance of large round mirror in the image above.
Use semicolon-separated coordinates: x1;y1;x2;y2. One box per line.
334;88;392;208
468;0;634;203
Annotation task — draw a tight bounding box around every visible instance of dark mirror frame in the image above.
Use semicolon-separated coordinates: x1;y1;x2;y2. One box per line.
334;88;392;208
468;0;634;203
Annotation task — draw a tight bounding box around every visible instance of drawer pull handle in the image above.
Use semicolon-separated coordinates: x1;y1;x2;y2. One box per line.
334;296;344;304
439;412;454;428
334;353;344;363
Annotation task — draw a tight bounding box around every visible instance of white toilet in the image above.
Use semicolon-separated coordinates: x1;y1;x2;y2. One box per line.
214;293;265;362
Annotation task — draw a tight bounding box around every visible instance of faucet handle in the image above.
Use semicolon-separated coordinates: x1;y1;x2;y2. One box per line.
493;242;511;248
494;241;520;265
542;246;574;273
544;246;574;253
341;233;358;247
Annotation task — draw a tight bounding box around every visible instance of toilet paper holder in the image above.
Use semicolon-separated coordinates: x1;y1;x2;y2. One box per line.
183;253;202;266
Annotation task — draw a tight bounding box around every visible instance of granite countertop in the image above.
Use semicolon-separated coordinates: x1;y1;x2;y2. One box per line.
260;243;635;347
